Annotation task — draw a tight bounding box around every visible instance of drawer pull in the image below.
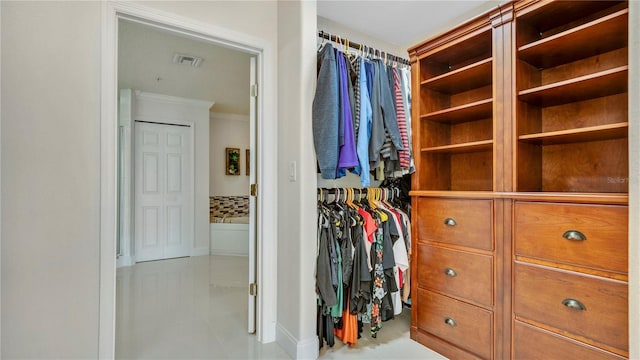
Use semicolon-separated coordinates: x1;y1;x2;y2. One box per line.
444;317;457;327
444;267;457;277
562;298;587;311
562;230;586;241
444;218;457;226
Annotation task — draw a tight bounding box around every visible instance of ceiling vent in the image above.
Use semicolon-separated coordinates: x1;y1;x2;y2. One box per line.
172;53;203;67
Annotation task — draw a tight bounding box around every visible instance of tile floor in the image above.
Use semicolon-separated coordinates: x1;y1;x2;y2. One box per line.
116;255;447;359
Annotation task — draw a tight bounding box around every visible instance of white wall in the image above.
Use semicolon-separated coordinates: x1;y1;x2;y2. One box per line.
0;2;4;356
276;1;319;358
133;91;212;255
1;1;279;357
1;2;102;357
136;1;278;43
209;113;250;196
317;16;408;59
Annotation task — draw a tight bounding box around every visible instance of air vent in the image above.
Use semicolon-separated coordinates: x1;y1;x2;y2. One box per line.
172;53;203;67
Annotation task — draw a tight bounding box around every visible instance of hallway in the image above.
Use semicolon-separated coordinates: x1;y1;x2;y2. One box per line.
116;255;287;359
115;255;446;359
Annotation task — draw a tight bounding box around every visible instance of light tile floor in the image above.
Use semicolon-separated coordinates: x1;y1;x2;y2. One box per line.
116;255;447;359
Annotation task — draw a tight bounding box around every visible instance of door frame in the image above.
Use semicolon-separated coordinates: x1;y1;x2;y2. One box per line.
99;2;279;358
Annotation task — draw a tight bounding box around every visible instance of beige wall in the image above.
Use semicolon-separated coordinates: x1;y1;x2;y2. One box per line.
0;1;278;357
276;1;319;358
1;2;102;357
5;1;635;359
209;113;250;196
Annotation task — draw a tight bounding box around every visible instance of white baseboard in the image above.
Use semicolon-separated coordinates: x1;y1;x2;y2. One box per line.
276;323;319;360
191;247;210;257
209;249;249;256
116;255;134;268
296;336;319;359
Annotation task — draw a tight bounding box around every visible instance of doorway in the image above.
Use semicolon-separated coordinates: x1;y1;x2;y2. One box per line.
100;3;279;357
116;17;254;353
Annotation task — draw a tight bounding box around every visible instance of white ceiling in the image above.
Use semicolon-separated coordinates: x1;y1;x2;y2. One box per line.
118;20;252;115
317;0;499;50
118;2;498;115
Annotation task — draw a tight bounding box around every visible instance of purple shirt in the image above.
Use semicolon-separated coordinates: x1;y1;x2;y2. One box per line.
337;50;358;169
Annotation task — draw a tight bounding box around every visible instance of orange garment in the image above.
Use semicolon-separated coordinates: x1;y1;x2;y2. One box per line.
334;296;358;347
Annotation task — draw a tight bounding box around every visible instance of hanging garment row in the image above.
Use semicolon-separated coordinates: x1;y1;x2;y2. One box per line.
313;38;415;188
317;31;411;66
316;187;411;349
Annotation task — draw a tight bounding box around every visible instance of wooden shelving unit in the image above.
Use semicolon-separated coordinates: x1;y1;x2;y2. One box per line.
409;1;630;359
513;1;629;359
416;27;494;191
516;1;629;194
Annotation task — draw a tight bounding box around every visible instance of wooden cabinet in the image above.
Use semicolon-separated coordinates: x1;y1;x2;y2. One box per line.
412;196;497;358
416;289;493;359
513;322;627;360
514;202;628;275
416;197;493;250
409;1;629;359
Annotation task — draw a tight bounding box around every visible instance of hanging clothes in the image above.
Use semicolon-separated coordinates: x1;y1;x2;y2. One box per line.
336;50;359;177
315;187;412;348
356;56;373;188
313;43;340;180
313;38;414;187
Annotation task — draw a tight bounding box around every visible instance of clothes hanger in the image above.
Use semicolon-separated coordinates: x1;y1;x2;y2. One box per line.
317;31;326;51
374;188;389;222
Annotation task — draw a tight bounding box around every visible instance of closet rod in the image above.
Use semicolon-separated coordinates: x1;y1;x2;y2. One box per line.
317;188;368;195
317;187;399;197
318;30;411;66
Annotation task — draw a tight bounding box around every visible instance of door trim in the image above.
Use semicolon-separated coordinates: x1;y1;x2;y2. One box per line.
100;2;279;358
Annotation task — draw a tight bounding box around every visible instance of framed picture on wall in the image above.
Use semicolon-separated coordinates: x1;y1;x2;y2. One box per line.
246;149;250;176
226;147;240;175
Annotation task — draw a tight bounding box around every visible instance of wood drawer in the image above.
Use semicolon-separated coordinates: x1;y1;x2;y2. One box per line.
417;244;493;307
514;321;626;360
416;198;493;250
514;202;628;274
514;263;628;353
417;289;492;359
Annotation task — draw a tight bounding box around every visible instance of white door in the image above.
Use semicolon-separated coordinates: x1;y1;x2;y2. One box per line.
248;57;258;333
134;121;193;262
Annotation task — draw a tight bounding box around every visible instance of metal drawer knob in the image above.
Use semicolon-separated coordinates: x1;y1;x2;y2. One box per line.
444;267;457;277
562;298;587;311
562;230;586;241
444;218;457;226
444;317;457;327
